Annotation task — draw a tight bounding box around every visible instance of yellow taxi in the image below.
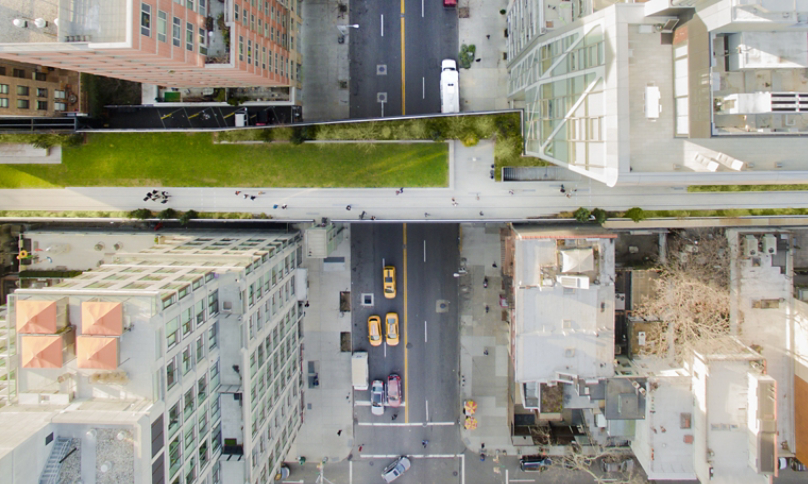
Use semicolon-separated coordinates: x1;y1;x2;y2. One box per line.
368;315;383;347
385;312;400;346
383;266;396;299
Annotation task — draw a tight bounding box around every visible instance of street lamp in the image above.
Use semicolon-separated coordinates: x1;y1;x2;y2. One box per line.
336;24;359;43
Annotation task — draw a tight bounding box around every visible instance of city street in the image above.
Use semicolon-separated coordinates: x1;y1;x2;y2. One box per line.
349;0;459;117
349;223;462;482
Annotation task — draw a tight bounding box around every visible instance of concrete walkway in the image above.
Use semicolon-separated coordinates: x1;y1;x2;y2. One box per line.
286;228;355;464
3;140;808;221
458;0;511;112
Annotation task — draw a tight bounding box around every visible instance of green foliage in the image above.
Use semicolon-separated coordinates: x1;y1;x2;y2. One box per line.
500;9;507;14
624;207;647;223
458;44;476;69
129;208;153;220
257;129;273;142
179;209;199;225
157;208;178;220
214;89;227;102
574;207;591;223
290;126;315;145
592;208;608;225
461;131;479;147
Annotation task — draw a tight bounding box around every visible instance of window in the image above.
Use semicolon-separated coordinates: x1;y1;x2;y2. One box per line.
234;4;239;21
199;0;207;14
173;17;182;46
251;14;255;31
36;88;47;98
184;388;195;419
157;11;168;42
0;67;5;76
0;84;7;94
181;308;192;337
247;39;252;65
167;316;179;348
182;347;193;375
168;402;181;437
17;99;29;109
12;68;24;79
141;3;151;36
262;46;267;69
0;98;8;108
196;299;205;324
210;360;220;389
166;357;178;390
239;35;244;61
16;85;29;96
169;437;181;478
197;375;207;404
186;0;194;10
186;22;194;51
36;101;47;110
208;291;219;316
196;336;205;363
208;322;218;351
199;28;207;55
54;102;66;111
54;90;65;99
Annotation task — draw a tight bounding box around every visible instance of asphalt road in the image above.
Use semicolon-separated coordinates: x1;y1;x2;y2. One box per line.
349;223;461;483
349;0;459;118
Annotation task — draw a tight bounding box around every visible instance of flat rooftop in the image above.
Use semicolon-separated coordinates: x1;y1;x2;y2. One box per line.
0;0;127;44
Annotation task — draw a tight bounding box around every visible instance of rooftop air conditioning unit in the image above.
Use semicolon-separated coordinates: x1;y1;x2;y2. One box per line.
761;234;777;255
745;235;759;256
557;275;590;289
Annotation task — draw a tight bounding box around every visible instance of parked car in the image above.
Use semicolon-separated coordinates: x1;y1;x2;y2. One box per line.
382;456;411;483
387;374;402;407
385;312;400;346
443;0;457;6
520;455;551;472
383;265;396;299
368;315;382;347
793;459;808;472
601;457;634;473
371;380;385;415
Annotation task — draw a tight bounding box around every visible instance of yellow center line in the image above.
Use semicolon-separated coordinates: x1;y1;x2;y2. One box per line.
402;224;409;423
400;0;406;116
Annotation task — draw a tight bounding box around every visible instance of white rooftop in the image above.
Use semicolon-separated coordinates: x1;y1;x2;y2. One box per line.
23;231;157;272
512;233;615;383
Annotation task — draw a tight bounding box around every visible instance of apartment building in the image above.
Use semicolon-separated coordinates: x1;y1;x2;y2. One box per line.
0;0;302;89
0;59;80;116
506;0;808;187
0;230;305;484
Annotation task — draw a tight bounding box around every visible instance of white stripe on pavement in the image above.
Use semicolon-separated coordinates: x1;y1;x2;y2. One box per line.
361;454;462;459
354;401;407;407
356;421;454;427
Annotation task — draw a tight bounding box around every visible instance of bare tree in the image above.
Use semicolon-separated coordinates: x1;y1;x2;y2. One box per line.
632;229;731;362
553;447;648;484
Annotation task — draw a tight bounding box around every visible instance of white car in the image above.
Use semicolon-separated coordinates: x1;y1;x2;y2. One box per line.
382;456;411;483
371;379;385;415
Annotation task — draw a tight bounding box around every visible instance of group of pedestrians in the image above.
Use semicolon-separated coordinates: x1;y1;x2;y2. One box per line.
235;190;265;201
144;190;170;204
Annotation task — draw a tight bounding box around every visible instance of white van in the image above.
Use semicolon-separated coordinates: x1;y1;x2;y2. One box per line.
234;111;247;127
440;59;460;114
352;352;369;391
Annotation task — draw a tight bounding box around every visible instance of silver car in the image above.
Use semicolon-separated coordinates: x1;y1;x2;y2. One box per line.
371;379;385;416
382;456;411;483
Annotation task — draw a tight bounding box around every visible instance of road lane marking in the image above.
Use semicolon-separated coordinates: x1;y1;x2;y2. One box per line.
362;454;462;459
423;240;426;262
357;421;453;427
422;0;424;17
422;77;425;99
403;224;409;423
401;0;406;115
354;401;407;407
508;480;536;483
425;400;429;421
381;14;384;36
349;460;353;484
461;453;466;484
424;320;427;343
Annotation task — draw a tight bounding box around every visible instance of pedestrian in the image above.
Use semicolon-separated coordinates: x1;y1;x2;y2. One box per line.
493;262;498;268
161;199;168;204
399;187;404;193
486;34;490;39
244;194;249;199
566;193;571;199
484;349;489;355
509;190;515;195
453;202;458;207
425;212;430;218
475;58;481;62
143;196;150;202
258;191;266;195
281;204;287;209
304;301;310;308
235;191;241;195
250;195;256;200
162;191;168;197
337;429;342;436
392;414;397;421
152;189;159;195
145;192;152;199
358;445;363;452
273;204;279;209
346;205;352;211
360;211;366;219
560;184;566;194
395;190;401;196
371;216;376;220
479;211;484;216
422;440;428;448
451;197;456;203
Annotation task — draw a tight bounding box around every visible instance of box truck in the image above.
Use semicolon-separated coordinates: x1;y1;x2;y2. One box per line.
352;351;369;390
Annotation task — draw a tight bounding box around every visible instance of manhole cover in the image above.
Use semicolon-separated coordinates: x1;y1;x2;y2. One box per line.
376;64;387;75
377;92;388;103
436;299;449;313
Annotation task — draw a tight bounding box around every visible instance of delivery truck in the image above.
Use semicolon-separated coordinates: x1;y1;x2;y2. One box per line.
352;351;369;390
440;59;460;114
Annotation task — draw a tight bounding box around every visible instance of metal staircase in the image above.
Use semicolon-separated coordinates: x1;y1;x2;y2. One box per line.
38;437;72;484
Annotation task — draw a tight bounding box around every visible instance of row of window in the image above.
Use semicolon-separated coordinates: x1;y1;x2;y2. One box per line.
166;291;219;350
0;67;48;81
141;4;208;55
238;36;291;79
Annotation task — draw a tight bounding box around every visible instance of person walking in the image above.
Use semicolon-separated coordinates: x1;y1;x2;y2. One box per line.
395;190;401;196
273;204;279;209
399;187;404;193
250;195;256;200
346;205;352;211
422;440;428;448
560;185;566;194
244;194;249;199
235;191;241;195
281;204;287;209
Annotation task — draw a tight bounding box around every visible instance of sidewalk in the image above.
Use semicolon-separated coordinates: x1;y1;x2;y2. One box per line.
457;224;542;457
458;0;511;111
301;0;351;121
286;227;355;463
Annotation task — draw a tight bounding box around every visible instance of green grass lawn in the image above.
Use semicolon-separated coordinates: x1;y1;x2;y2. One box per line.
0;133;449;188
